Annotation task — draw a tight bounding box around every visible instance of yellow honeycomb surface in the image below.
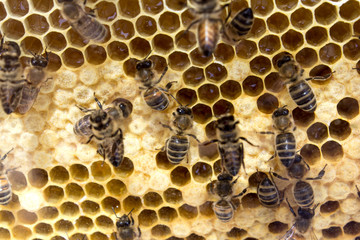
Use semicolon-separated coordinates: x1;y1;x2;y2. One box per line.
0;0;359;239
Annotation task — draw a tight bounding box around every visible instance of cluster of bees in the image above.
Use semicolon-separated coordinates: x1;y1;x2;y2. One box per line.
0;0;359;239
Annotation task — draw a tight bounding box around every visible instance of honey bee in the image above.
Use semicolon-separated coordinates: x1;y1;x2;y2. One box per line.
0;148;14;205
159;103;200;164
112;208;141;240
221;7;254;45
257;170;284;208
58;0;108;42
209;172;247;222
205;114;257;176
136;54;175;111
279;224;296;240
0;38;26;114
16;50;49;114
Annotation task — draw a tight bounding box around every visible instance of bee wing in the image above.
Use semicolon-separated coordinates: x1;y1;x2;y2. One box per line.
310;230;318;240
16;84;40;114
279;224;296;240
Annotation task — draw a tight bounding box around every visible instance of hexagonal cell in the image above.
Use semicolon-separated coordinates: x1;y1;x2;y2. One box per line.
0;228;10;240
0;211;15;226
315;3;337;25
268;221;288;234
187;233;205;240
176;31;197;50
192;104;212;124
300;144;321;165
123;195;142;212
44;32;67;51
248;171;267;188
54;219;74;232
130;37;151;58
69;164;89;182
291;8;313;30
230;0;249;15
281;29;304;51
197;201;213;217
250;56;271;75
85;45;107;65
28;168;48;188
322;226;343;238
136;16;157;36
220;80;241;100
149;55;167;73
49;166;69;184
142;0;164;14
264;72;284;93
242;76;264;97
292;107;315;127
159;12;180;33
337;97;359;119
248;18;266;39
329;22;351;43
85;182;105;199
95;1;117;21
101;196;121;214
89;232;107;240
343;39;360;60
75;216;94;231
192;162;212;183
12;225;32;239
181;8;196;27
320;201;339;214
34;222;53;235
301;0;320;6
176;88;197;106
112;19;135;40
190;48;213;66
251;0;274;16
1;18;25;39
295;48;318;68
199;142;219;161
308;65;334;84
227;227;247;239
43;185;64;204
344;221;360;235
164;187;183;204
170;166;191;186
7;0;29;16
214;43;234;63
205;122;216;139
65;183;85;200
25;14;49;35
158;206;178;222
329;119;351;141
259;35;281;54
31;0;53;12
20;36;44;57
123;58;137;77
139;209;158;227
113;157;134;177
235;40;257;59
144;192;164;207
307;122;328;143
49;9;69;29
266;13;289;33
305;27;328;46
81;200;100;215
168;51;189;71
8;171;27;191
156;151;173;170
37;206;59;220
213;99;234;117
198;84;219;104
321;140;343;161
213;160;222;175
0;3;6;21
319;43;341;64
107;41;129;61
241;193;260;208
47;52;62;72
178;204;198;219
62;48;85;68
152;224;171;238
257;93;279;114
95;215;113;229
166;0;186;10
90;161;111;182
339;0;360;21
118;0;140;18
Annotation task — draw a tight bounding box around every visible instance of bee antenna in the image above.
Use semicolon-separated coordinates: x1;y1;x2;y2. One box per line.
169;94;181;106
128;208;135;216
27;49;36;57
1;148;14;161
93;92;103;109
143;50;153;61
112;207;120;218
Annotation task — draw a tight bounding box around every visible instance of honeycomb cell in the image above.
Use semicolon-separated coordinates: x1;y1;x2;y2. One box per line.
264;72;284;93
20;37;44;56
257;93;279;114
235;40;257;59
118;0;140;17
123;196;142;212
62;48;84;68
213;99;234;117
176;31;197;50
158;12;180;33
214;43;235;63
187;234;205;240
248;171;267;188
81;200;100;215
0;228;10;240
306;122;328;143
107;41;129;61
75;216;94;231
192;104;212;124
320;201;339;214
112;19;135;40
156;151;173;170
1;18;25;39
113;157;134;177
198;84;219;103
181;8;196;27
85;182;105;198
142;0;164;14
49;9;69;30
291;8;313;30
166;0;186;10
153;35;174;55
34;222;53;235
315;3;337;25
339;0;360;21
7;0;29;16
60;201;79;217
301;0;320;6
199;201;214;217
251;0;274;16
249;18;266;39
322;227;343;238
178;204;198;219
149;54;167;73
308;65;334;84
295;48;318;68
242;76;264;96
123;58;137;77
49;166;69;184
144;192;163;207
268;221;288;234
330;22;351;43
31;0;53;12
337;97;359;119
213;160;222;175
356;60;360;74
266;13;289;33
343;39;360;60
329;119;351;141
139;209;158;227
28;168;48;188
275;0;297;11
47;52;62;72
168;51;189;71
136;16;157;36
8;171;27;191
292;107;315;127
44;32;67;51
85;45;107;65
129;37;151;57
344;221;360;235
0;3;6;22
321;140;343;161
170;166;191;186
90;162;111;182
164;187;183;204
176;88;197;106
204;121;216;139
95;1;117;21
43;185;64;204
152;224;171;237
69;164;89;182
306;26;328;46
259;35;281;54
95;215;113;229
190;48;213;66
0;211;15;226
65;183;85;200
158;207;178;222
319;43;341;64
242;193;260;208
199;142;219;161
300;144;321;165
101;196;121;214
37;206;59;220
281;29;304;51
12;225;32;239
227;228;247;238
250;56;271;75
220;80;241;100
192;162;212;183
25;14;49;35
230;0;249;14
54;219;74;232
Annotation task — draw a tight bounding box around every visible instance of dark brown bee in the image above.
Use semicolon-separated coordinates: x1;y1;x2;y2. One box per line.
222;8;254;45
257;170;284;208
0;149;14;205
210;172;247;222
136;54;175;111
58;0;108;42
0;39;26;114
159;103;199;164
205;114;257;176
16;50;49;114
112;208;141;240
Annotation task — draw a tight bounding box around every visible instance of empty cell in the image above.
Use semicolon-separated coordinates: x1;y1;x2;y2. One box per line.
144;192;163;207
321;140;343;161
158;206;178;222
107;41;129;61
315;3;337;25
166;0;186;10
190;48;213;66
62;48;84;68
25;14;49;35
206;63;227;82
69;164;89;182
319;43;341;64
1;19;25;39
176;88;197;106
307;122;328;143
241;193;260;208
65;183;85;200
156;151;174;170
198;142;219;161
242;76;264;96
301;0;320;6
170;166;191;186
309;64;333;83
12;225;32;239
21;36;44;56
268;221;288;234
81;200;100;215
306;26;328;46
214;43;234;63
176;31;197;50
54;219;74;232
8;171;27;191
291;8;313;30
181;8;196;27
118;0;140;17
230;0;249;15
136;16;157;36
101;196;121;214
49;166;69;184
300;144;321;165
251;0;274;16
322;227;343;238
75;216;94;231
31;0;53;12
95;215;113;229
292;107;315;127
330;22;351;43
178;204;198;219
329;119;351;141
28;168;48;188
343;39;360;60
264;72;284;93
123;195;142;212
275;0;297;11
113;157;134;177
267;13;289;33
250;56;271;75
192;104;212;124
183;67;205;87
281;29;304;51
34;222;53;235
213;160;222;175
337;97;359;119
220;80;241;100
0;228;9;239
159;12;180;32
43;185;64;204
142;0;164;14
152;224;171;237
320;201;339;214
248;171;267;187
123;58;137;77
59;201;79;217
96;1;117;21
130;37;151;57
37;206;59;220
343;221;360;235
187;233;205;240
90;161;111;182
198;201;214;217
0;3;5;21
139;209;158;227
259;35;281;54
227;228;247;238
213;99;234;117
257;93;279;114
192;162;212;183
85;182;105;198
295;48;318;68
149;55;167;73
44;32;67;51
339;0;360;21
249;18;266;38
112;19;135;40
235;40;258;59
198;84;219;103
7;0;29;16
153;34;174;54
89;232;108;240
49;9;70;29
46;52;62;72
85;45;107;65
0;211;15;225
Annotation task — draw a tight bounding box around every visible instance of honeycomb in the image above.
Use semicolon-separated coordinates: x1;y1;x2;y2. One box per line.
0;0;359;239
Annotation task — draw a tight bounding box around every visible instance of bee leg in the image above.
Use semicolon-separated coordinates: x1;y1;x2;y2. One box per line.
353;68;360;70
356;185;360;198
258;131;275;135
76;104;94;113
93;92;103;109
202;139;219;146
97;144;106;163
137;226;142;238
113;232;119;240
130;213;135;226
0;36;3;51
286;198;297;217
305;71;335;81
306;164;327;181
187;133;200;143
175;18;202;43
266;154;275;162
233;187;247;198
239;136;259;147
1;148;14;161
153;66;169;86
85;135;94;144
271;171;289;181
159;122;173;131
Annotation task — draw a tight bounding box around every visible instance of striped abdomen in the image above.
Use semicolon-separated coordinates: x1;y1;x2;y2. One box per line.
16;84;40;114
218;141;243;176
143;87;169;111
0;81;25;114
213;199;234;222
198;19;219;57
257;177;281;208
102;129;124;167
293;180;314;208
0;175;12;205
74;114;92;137
275;132;296;168
288;80;317;112
166;135;189;164
223;8;254;44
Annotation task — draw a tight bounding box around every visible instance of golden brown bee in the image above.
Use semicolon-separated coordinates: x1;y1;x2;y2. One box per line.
58;0;108;42
0;148;14;205
112;208;141;240
0;38;26;114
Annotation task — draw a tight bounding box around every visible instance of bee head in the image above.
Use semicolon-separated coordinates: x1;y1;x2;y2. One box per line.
277;55;300;79
136;59;153;71
217;172;233;181
216;114;237;131
272;106;291;131
111;98;133;118
31;54;48;68
116;214;131;228
90;110;108;126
